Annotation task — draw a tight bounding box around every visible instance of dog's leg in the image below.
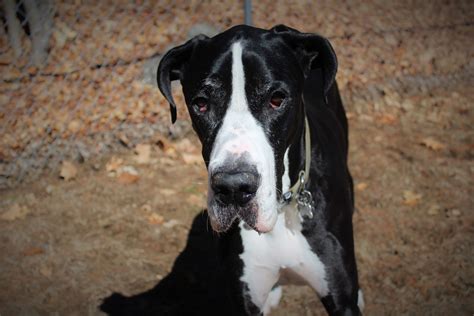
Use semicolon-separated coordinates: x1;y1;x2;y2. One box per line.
262;286;282;315
314;234;361;316
239;266;280;315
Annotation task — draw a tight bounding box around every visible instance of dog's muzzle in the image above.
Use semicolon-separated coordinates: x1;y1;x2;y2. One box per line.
207;163;265;232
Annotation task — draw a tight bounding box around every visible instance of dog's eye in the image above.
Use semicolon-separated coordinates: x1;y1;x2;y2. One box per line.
192;97;208;113
269;92;285;109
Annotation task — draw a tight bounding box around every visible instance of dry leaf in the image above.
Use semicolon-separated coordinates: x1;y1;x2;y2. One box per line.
60;161;78;180
147;213;165;225
377;113;397;125
175;138;199;153
427;204;440;215
45;185;55;194
113;109;127;121
155;135;176;155
23;247;44;256
39;265;53;278
141;204;152;212
105;157;123;173
118;133;130;147
0;203;30;221
403;190;422;206
420;138;445;151
182;153;202;165
134;144;151;164
67;120;81;133
117;172;140;184
160;188;176;196
163;219;181;229
158;157;177;166
450;209;461;217
356;182;368;191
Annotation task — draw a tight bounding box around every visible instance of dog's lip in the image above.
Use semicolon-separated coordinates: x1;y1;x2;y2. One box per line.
207;211;238;233
208;205;274;234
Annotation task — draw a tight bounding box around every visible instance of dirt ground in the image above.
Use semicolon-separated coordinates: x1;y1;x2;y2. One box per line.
1;1;473;315
1;85;473;315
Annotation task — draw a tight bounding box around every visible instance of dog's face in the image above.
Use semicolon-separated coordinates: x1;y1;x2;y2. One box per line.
158;25;337;233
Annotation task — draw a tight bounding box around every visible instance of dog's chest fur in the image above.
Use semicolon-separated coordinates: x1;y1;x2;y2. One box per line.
239;212;329;310
238;152;329;311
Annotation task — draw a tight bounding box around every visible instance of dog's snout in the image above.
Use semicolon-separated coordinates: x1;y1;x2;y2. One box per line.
211;171;259;206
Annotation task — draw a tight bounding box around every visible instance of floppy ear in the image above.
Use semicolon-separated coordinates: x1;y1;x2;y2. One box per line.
271;24;337;95
157;35;208;123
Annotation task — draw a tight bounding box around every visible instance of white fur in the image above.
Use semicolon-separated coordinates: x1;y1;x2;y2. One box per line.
282;148;290;192
239;212;329;313
263;286;282;315
358;289;365;311
208;42;278;232
239;146;329;313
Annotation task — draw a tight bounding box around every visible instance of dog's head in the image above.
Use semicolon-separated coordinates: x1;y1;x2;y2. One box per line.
157;25;337;233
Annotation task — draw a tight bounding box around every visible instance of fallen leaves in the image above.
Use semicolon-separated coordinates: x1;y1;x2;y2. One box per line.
376;113;398;125
60;161;78;180
403;190;422;206
39;265;53;278
181;153;202;165
116;165;140;184
23;247;45;256
160;188;176;196
346;112;355;120
427;204;440;215
420;137;446;151
155;135;177;157
117;172;140;184
67;120;81;134
0;203;30;221
163;219;181;229
147;213;165;225
356;182;368;191
134;144;151;164
105;157;142;184
450;209;462;217
105;157;124;173
45;185;55;194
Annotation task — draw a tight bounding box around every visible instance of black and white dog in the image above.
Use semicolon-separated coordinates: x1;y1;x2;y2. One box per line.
101;24;362;316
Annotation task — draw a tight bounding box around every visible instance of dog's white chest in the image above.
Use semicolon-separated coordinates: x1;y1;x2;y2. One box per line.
239;212;329;311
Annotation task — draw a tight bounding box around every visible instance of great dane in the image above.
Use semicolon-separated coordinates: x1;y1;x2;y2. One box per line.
101;24;362;316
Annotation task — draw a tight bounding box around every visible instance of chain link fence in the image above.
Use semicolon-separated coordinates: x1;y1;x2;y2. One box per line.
1;0;473;188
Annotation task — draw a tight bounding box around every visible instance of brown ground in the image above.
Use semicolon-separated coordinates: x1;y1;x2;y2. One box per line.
0;1;473;315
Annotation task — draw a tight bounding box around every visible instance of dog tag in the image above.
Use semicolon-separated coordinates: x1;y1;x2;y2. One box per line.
297;202;313;219
296;190;314;219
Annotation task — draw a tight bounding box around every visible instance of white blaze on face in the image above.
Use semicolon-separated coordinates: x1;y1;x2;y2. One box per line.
208;41;278;232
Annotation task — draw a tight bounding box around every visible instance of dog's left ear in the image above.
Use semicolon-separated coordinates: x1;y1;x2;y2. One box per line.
157;35;208;123
271;24;337;95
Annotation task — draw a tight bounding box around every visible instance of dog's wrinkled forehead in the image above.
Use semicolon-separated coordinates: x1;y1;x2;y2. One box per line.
182;26;303;97
158;24;337;125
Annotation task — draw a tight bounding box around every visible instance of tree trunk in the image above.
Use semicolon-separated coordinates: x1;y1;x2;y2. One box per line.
23;0;54;66
3;0;23;58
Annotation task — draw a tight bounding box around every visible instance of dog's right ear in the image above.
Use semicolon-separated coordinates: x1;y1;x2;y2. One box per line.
157;35;208;124
271;24;337;96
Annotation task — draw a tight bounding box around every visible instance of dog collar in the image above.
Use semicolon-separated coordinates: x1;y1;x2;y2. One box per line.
280;115;314;218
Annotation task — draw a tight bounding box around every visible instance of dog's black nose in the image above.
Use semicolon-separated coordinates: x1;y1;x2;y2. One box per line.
211;171;259;206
